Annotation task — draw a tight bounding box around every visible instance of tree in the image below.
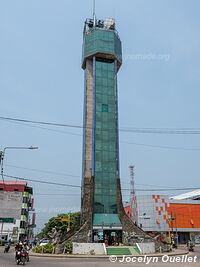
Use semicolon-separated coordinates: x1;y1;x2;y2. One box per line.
37;212;80;240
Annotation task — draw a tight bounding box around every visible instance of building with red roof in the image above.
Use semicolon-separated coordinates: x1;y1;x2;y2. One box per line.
0;181;35;241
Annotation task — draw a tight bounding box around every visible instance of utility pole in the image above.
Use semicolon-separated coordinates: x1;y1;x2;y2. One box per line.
0;220;4;240
0;146;38;192
130;165;135;196
171;211;174;234
0;151;2;165
0;151;3;177
1;146;38;178
167;216;171;245
174;211;179;246
129;165;135;221
167;214;175;248
0;151;5;189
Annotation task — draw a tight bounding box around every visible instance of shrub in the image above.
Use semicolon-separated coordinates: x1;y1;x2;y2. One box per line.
64;241;73;254
43;243;55;253
32;243;55;254
32;245;42;253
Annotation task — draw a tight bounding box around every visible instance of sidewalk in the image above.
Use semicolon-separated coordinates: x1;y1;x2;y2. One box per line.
30;248;188;259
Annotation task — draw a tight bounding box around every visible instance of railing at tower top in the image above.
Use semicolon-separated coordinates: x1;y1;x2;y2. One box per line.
84;18;120;39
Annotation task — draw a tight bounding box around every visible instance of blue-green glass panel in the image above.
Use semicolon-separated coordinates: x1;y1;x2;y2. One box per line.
93;214;121;226
83;28;122;64
94;60;119;216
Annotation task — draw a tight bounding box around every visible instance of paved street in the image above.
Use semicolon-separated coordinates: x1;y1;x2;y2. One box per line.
0;247;200;267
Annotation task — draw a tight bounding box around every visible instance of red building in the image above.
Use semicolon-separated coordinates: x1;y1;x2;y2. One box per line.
0;181;35;241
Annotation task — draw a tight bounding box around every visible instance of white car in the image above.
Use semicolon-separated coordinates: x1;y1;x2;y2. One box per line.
39;239;49;246
195;236;200;244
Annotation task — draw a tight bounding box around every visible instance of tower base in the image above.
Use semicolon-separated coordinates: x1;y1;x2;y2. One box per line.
62;176;160;249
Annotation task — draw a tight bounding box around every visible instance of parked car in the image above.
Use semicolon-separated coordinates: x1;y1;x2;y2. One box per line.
39;239;49;246
195;236;200;244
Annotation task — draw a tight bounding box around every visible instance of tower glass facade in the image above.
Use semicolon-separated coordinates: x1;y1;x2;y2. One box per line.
82;18;122;231
94;60;117;215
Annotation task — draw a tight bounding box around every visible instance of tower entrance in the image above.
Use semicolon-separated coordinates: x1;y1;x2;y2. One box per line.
93;229;122;246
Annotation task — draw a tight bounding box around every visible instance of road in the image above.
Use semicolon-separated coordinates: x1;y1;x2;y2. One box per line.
0;247;200;267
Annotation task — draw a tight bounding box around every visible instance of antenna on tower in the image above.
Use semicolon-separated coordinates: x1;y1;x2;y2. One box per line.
129;165;135;197
93;0;96;27
129;165;135;220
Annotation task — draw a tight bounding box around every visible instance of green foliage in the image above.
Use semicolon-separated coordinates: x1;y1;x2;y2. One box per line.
32;242;73;254
64;241;73;254
32;243;55;254
32;245;43;253
37;211;81;240
43;243;55;253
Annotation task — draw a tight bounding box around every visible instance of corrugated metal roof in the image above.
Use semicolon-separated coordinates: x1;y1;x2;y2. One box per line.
171;189;200;200
0;180;27;186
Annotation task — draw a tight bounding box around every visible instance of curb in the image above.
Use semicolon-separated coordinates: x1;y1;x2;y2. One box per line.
30;249;188;259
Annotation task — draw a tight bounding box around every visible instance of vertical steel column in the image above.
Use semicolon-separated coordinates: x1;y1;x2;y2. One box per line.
115;60;120;177
92;56;96;177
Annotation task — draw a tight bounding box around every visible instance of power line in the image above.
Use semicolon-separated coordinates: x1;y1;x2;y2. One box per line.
0;116;82;129
121;141;200;151
0;117;200;151
4;163;179;189
3;174;81;189
35;193;136;197
3;173;200;192
1;116;200;134
1;117;200;152
5;164;80;178
1;119;82;136
122;182;176;189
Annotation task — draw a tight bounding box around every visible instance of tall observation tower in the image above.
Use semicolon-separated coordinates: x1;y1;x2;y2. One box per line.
80;15;149;245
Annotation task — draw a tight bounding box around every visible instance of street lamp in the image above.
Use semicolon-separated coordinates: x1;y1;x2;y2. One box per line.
0;146;38;180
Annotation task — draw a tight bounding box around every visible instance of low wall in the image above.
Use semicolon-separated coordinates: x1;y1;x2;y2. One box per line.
72;243;106;255
136;242;155;254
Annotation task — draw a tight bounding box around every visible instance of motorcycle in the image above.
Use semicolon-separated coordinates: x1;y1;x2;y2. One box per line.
4;243;10;253
26;251;30;262
16;250;27;266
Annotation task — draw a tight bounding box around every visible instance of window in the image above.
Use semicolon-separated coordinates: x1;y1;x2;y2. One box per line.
102;104;108;112
21;209;28;216
20;221;26;229
23;197;28;203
